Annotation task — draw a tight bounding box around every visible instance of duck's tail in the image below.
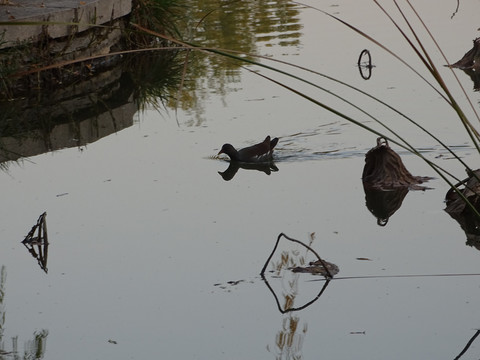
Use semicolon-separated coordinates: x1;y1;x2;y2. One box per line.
270;137;279;151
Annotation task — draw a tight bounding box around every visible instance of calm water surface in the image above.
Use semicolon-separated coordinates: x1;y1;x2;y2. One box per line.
2;1;480;359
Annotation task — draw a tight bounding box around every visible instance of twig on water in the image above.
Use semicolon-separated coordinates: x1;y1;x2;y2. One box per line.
454;329;480;360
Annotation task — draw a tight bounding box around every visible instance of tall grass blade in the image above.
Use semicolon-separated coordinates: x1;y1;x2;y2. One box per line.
375;0;480;154
404;0;480;125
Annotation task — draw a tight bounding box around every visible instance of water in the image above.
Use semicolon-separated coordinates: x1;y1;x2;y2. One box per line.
2;0;480;359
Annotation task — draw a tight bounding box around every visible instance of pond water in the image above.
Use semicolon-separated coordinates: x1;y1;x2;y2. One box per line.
2;0;480;359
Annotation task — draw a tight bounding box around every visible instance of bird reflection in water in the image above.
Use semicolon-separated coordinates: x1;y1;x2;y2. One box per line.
218;161;279;181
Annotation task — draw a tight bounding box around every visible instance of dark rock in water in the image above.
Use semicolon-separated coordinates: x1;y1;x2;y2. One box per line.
445;169;480;249
445;169;480;215
448;38;480;91
449;38;480;91
362;137;431;190
450;38;480;71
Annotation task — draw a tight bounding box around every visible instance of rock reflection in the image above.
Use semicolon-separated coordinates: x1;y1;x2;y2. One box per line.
446;207;480;251
0;51;182;166
459;68;480;91
0;57;133;164
363;185;409;226
444;169;480;250
218;161;279;181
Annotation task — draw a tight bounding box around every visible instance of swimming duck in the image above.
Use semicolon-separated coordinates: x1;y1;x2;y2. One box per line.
218;136;279;162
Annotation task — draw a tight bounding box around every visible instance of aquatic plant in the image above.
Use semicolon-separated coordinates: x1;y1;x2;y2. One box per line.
128;0;186;46
124;49;184;111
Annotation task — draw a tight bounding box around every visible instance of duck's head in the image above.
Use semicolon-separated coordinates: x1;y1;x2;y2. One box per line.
218;144;235;156
218;143;239;161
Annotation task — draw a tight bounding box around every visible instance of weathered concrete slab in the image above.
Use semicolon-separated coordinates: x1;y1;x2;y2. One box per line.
0;0;131;49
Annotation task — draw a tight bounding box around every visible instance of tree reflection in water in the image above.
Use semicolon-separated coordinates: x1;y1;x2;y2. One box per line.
174;0;303;125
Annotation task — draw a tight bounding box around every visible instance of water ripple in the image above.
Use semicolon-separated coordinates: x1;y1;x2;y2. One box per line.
271;127;476;163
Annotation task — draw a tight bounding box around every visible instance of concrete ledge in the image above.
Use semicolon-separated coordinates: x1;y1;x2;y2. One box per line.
0;0;132;49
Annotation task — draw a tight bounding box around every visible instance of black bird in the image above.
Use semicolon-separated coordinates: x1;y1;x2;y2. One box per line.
218;136;279;162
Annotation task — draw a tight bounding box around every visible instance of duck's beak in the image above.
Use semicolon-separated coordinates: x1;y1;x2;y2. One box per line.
217;150;224;155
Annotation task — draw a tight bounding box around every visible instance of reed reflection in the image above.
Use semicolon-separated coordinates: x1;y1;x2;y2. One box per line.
267;315;307;360
0;266;48;358
262;234;334;360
